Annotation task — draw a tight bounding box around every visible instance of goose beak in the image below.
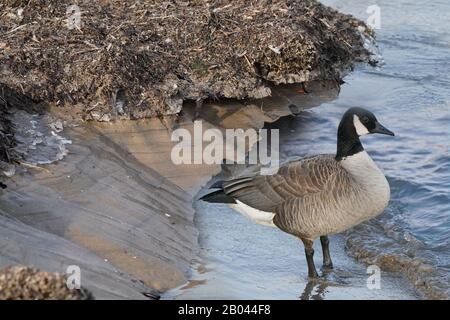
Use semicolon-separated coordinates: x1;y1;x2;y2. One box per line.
372;122;395;136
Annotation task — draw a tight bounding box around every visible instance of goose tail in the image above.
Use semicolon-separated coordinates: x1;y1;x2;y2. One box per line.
198;181;236;203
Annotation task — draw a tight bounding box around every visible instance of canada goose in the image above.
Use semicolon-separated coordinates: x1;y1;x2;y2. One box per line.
200;107;394;277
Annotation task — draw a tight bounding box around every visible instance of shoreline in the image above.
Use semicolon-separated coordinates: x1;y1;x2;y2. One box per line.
0;83;340;298
0;80;432;300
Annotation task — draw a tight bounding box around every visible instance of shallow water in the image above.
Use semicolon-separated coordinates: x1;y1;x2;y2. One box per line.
165;0;449;299
164;201;419;300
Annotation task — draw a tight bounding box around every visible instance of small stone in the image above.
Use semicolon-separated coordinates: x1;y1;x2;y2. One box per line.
49;120;64;133
99;114;111;122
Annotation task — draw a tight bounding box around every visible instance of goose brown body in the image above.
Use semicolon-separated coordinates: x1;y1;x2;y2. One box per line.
223;152;390;240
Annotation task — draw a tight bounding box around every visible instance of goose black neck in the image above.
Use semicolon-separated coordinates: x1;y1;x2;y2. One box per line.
335;116;364;161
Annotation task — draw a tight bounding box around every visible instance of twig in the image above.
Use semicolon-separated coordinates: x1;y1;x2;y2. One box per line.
1;23;29;37
18;161;52;173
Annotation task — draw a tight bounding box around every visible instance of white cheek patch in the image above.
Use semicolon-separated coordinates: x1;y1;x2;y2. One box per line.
353;115;370;136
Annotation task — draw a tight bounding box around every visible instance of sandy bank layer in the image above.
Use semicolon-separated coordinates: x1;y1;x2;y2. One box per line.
1;119;200;298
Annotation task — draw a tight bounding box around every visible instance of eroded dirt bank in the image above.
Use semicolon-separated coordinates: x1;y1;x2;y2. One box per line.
0;0;377;169
0;0;374;119
0;82;339;298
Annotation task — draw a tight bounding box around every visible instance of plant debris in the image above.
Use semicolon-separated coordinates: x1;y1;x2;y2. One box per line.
0;0;375;121
0;265;93;300
0;0;377;177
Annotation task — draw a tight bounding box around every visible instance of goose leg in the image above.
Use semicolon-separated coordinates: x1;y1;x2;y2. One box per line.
301;238;318;278
320;235;333;269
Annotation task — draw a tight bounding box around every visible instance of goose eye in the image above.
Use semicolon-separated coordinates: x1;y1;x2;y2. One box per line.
362;116;369;123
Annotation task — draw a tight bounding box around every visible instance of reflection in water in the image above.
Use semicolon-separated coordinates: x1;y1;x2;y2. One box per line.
300;280;328;300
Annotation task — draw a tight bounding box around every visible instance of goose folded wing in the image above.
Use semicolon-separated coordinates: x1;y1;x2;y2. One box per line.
222;154;343;212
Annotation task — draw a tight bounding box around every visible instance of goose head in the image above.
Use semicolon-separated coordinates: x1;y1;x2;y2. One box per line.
336;107;394;160
347;107;394;137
